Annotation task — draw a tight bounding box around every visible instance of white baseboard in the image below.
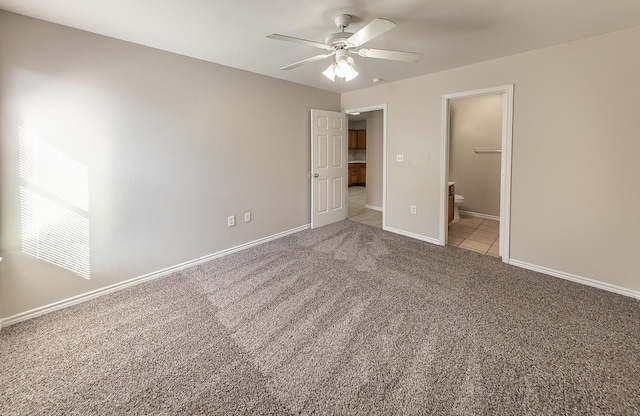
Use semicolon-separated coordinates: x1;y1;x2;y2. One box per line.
459;211;500;221
365;204;383;212
0;224;310;329
509;259;640;300
383;227;639;300
384;226;443;246
5;224;636;329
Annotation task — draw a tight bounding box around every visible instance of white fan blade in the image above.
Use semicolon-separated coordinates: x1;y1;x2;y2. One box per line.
356;48;423;63
347;18;396;47
267;34;331;50
281;52;335;70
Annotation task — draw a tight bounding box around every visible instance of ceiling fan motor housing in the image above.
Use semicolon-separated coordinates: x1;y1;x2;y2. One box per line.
326;14;354;49
325;32;354;49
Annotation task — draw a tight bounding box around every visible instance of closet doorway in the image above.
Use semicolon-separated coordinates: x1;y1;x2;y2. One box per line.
440;85;514;262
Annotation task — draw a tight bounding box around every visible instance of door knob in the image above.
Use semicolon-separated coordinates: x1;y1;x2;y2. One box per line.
313;173;319;178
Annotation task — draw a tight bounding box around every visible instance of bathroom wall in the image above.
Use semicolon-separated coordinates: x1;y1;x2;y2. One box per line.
449;94;502;217
365;111;383;210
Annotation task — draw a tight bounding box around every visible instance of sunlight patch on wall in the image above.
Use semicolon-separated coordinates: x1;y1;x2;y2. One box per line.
19;128;89;211
20;187;90;279
18;127;90;279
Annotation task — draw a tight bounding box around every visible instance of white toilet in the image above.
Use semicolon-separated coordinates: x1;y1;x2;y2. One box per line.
454;194;464;220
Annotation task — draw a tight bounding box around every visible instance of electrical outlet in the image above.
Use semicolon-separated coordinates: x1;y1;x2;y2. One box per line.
410;205;417;214
227;215;235;227
396;155;404;162
244;212;251;222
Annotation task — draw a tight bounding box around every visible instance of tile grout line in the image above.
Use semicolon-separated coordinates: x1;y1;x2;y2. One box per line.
347;187;382;229
449;217;500;256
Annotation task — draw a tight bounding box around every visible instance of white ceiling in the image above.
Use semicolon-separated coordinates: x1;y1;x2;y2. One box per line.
2;0;640;93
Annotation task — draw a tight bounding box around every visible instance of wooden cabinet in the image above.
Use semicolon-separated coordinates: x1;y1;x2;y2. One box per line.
348;130;358;149
348;129;366;150
448;184;455;223
349;163;358;186
348;163;366;187
356;130;366;149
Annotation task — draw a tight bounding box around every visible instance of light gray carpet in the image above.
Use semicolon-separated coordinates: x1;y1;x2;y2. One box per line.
1;220;639;415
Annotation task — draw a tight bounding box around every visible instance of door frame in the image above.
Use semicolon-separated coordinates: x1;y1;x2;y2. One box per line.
343;104;388;229
440;85;514;262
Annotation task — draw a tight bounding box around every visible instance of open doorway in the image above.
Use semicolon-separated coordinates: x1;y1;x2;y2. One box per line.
441;85;514;262
344;105;387;229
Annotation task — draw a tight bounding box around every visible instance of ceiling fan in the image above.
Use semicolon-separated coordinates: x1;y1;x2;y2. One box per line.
267;14;423;82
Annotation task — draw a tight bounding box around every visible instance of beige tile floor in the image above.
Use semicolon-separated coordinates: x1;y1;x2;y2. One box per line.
347;186;382;228
348;187;497;255
448;215;500;257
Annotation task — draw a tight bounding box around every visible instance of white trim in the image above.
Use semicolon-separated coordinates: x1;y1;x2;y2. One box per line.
0;224;310;328
384;226;442;246
440;98;449;245
500;85;515;261
459;210;500;221
509;259;640;300
344;104;388;229
365;204;382;211
440;84;514;262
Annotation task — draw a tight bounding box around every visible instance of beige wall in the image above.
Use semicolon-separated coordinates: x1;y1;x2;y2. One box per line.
342;26;640;294
365;111;383;210
449;94;502;217
2;12;639;320
0;12;340;318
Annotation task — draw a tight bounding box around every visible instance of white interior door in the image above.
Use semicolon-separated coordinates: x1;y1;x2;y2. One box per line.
311;109;346;229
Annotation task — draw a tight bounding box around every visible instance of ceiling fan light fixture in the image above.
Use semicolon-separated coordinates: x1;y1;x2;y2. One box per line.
332;55;358;81
344;57;359;81
323;64;336;81
334;58;351;77
323;56;358;82
344;66;359;81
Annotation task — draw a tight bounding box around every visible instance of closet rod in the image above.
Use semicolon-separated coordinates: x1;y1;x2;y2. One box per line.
474;149;501;154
